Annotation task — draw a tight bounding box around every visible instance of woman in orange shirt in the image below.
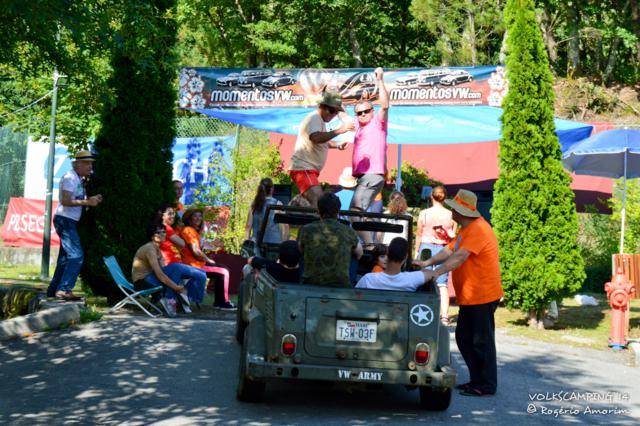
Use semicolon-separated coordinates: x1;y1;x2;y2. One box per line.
181;208;235;310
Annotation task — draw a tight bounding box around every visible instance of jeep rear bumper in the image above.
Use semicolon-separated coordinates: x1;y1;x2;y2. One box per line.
246;356;456;389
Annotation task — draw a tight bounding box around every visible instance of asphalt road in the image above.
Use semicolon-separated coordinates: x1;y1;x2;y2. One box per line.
0;316;639;425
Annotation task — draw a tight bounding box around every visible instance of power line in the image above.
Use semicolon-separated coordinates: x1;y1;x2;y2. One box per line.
0;90;53;118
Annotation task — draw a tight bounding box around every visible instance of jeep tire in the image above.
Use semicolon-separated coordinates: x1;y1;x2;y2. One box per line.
419;386;452;411
235;283;246;343
237;331;266;402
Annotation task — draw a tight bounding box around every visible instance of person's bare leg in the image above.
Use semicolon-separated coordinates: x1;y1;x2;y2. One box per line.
302;185;323;208
439;286;450;323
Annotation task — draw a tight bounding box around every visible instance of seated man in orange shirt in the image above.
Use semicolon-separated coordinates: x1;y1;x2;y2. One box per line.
415;189;503;398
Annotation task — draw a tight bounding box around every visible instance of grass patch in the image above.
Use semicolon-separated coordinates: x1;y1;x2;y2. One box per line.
80;306;104;323
0;264;46;283
471;293;640;350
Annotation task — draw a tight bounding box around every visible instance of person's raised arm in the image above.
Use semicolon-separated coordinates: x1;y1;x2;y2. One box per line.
375;67;389;123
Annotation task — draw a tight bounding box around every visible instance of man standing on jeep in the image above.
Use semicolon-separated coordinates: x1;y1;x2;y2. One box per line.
350;67;389;215
289;91;353;207
415;189;502;398
298;192;363;287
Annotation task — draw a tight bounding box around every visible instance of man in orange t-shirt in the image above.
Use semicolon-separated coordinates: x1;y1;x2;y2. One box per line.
415;189;502;397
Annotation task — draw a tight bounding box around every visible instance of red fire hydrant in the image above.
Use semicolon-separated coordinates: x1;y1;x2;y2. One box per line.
604;268;636;349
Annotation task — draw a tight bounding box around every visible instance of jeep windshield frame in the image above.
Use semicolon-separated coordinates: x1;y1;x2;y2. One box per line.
257;204;414;268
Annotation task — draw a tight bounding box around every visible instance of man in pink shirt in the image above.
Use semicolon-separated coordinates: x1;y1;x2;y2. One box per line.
351;67;389;215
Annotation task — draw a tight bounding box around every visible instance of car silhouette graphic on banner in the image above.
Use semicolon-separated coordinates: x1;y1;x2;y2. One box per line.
261;72;297;88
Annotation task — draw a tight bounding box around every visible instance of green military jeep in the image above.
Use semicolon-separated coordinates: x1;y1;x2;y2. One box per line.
236;205;456;410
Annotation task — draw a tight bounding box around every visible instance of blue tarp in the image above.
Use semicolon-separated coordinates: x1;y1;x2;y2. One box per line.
194;105;593;146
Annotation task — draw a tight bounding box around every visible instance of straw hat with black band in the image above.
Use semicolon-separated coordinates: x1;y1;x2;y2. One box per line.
73;150;96;162
444;189;482;218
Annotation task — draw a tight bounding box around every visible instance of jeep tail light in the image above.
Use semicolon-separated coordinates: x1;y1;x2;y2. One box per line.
281;334;297;356
414;343;430;365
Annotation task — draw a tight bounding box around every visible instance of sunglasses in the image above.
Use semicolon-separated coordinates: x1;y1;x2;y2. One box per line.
356;108;373;116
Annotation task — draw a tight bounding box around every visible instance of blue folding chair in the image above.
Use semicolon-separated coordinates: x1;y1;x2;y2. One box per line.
103;256;164;318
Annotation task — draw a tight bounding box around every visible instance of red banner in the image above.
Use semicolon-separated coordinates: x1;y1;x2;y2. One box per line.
1;197;60;248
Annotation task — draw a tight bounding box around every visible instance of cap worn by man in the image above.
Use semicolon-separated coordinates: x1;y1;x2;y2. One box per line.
319;91;344;111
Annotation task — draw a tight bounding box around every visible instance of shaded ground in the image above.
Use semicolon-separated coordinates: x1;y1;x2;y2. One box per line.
0;316;638;425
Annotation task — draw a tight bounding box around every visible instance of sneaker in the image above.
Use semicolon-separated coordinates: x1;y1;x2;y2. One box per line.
177;291;191;308
159;298;176;318
214;301;237;311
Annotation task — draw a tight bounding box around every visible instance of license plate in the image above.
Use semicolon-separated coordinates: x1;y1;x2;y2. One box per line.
336;320;377;343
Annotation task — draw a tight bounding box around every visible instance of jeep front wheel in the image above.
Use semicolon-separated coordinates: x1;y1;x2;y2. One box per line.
419;386;452;411
237;332;266;402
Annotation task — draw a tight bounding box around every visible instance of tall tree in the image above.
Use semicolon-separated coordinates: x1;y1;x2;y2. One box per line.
491;0;584;327
410;0;505;66
79;0;178;301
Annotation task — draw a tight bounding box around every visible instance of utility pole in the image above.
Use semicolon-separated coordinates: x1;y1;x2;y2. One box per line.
40;68;61;279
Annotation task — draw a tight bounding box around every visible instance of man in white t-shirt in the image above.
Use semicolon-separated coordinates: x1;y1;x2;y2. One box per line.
356;237;431;292
46;150;103;300
289;91;354;207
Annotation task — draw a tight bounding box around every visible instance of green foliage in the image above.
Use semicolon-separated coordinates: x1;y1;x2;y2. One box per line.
194;130;287;253
0;286;38;319
389;162;442;207
79;306;103;323
79;0;178;302
176;0;438;68
611;178;640;254
0;2;117;149
491;0;585;313
411;0;506;66
577;206;617;293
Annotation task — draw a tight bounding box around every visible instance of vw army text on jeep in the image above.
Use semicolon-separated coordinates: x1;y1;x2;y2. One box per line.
236;206;455;410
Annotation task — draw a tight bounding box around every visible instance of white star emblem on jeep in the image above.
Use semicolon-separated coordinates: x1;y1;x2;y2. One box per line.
410;304;434;327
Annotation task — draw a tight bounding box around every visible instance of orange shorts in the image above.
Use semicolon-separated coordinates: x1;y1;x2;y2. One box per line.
289;170;320;194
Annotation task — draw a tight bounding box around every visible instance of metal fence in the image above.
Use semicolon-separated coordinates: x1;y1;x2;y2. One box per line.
175;116;269;145
0;127;28;220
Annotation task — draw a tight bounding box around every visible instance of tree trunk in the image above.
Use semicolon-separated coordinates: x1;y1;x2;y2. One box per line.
631;0;640;64
567;4;580;76
499;30;508;64
539;5;558;64
603;36;622;85
467;9;477;66
603;0;631;84
348;22;363;67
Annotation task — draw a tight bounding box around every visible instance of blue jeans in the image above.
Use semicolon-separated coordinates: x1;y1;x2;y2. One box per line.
419;243;448;286
143;263;206;302
48;215;83;295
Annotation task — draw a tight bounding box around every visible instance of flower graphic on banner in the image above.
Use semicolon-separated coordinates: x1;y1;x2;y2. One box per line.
179;68;206;109
188;77;204;93
488;66;508;107
190;94;206;109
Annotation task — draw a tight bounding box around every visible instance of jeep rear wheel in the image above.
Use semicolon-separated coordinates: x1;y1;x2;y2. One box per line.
419;386;452;411
237;332;266;402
